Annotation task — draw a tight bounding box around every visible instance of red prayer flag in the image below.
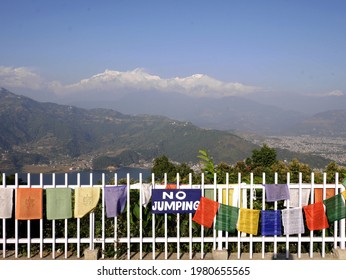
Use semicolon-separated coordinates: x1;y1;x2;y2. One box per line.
192;196;219;228
303;201;329;231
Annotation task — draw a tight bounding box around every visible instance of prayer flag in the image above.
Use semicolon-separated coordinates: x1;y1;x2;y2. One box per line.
341;190;346;201
303;201;329;231
222;189;234;205
281;208;305;235
284;188;310;208
261;210;282;236
166;184;177;189
104;186;127;218
215;204;239;233
16;188;43;220
141;183;152;208
323;194;346;222
237;208;260;235
74;187;100;218
342;178;346;188
46;188;72;220
192;196;219;228
263;184;290;202
204;189;215;200
314;188;335;203
0;188;13;219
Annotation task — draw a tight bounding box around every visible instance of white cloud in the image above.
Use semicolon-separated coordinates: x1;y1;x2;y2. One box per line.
306;89;344;97
0;66;45;90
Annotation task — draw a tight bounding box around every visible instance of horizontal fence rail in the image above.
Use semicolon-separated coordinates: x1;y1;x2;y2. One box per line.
0;172;345;260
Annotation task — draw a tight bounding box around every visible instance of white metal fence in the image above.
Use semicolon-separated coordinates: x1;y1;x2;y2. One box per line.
1;172;345;260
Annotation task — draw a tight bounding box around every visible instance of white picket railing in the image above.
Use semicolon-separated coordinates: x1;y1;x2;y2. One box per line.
0;172;345;260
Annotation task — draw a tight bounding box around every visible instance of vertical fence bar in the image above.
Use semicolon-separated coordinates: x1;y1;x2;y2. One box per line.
127;173;130;260
2;173;6;258
334;172;339;250
286;172;290;259
297;172;302;259
217;173;222;251
213;173;217;251
101;173;105;259
89;173;94;250
176;173;180;259
52;173;56;259
15;173;18;258
76;173;81;258
114;173;118;259
225;173;229;250
201;173;205;259
273;173;278;259
64;173;69;259
164;173;168;259
139;173;143;260
339;172;346;249
309;172;314;258
249;173;254;259
322;173;326;258
27;173;31;258
151;173;156;260
261;172;265;259
237;173;241;259
189;173;193;260
39;173;43;258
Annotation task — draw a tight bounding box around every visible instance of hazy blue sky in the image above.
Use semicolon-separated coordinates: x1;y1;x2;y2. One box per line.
1;0;345;100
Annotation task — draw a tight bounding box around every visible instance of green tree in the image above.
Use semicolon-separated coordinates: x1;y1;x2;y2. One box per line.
151;155;177;182
251;144;277;168
197;149;215;183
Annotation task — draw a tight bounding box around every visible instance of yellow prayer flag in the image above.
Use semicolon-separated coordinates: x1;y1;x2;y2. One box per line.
237;208;260;235
74;187;100;218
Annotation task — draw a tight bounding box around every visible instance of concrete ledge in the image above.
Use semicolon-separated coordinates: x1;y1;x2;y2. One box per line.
84;249;99;260
332;247;346;260
212;249;228;260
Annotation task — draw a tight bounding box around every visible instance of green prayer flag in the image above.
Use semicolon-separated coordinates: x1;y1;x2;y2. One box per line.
215;204;239;233
323;194;346;223
46;188;72;220
342;178;346;188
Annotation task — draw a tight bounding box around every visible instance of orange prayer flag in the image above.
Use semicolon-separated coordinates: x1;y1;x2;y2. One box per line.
303;201;329;231
314;188;335;203
192;196;219;228
165;184;177;189
16;188;43;220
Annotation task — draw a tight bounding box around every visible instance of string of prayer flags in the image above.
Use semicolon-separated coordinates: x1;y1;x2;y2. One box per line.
74;187;101;218
260;210;282;236
314;188;335;203
0;188;13;219
192;196;219;228
16;188;43;220
141;183;152;208
215;204;239;233
281;207;305;235
46;188;72;220
263;184;290;202
237;208;260;235
284;188;311;208
323;193;346;223
104;186;127;218
303;201;329;231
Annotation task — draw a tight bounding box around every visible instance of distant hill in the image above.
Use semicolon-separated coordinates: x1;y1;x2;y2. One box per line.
287;110;346;137
62;90;306;135
0;88;260;171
